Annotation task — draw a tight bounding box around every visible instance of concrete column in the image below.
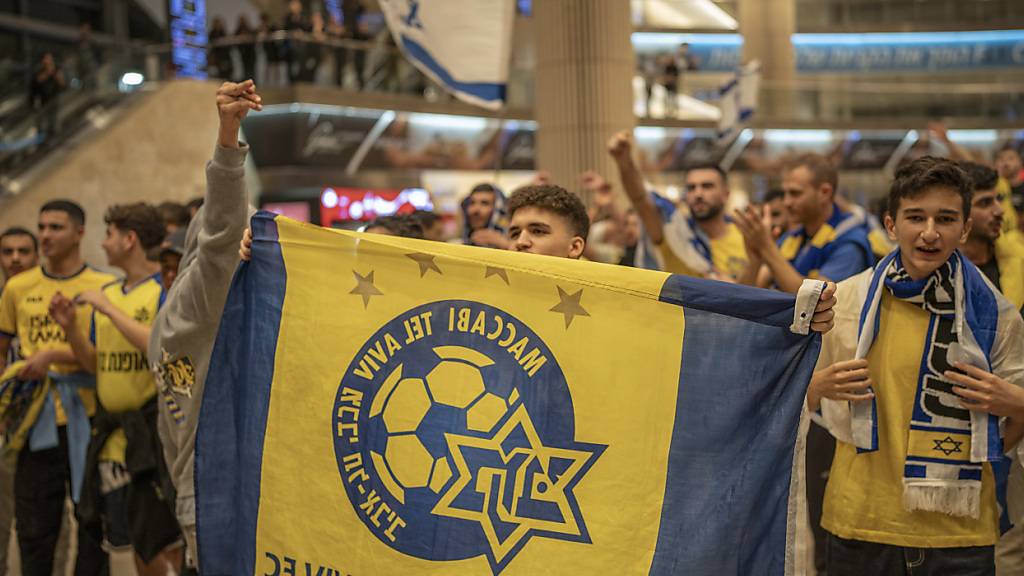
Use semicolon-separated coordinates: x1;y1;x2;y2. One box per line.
534;0;635;199
103;0;130;42
738;0;796;119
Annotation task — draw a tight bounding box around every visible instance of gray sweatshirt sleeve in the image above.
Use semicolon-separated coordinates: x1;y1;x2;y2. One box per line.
175;143;250;326
150;143;250;528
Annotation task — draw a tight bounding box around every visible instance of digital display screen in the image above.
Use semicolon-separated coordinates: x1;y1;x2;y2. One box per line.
320;188;433;225
262;202;312;223
169;0;208;79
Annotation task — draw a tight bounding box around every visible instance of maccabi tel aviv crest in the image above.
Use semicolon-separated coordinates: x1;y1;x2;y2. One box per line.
332;300;605;574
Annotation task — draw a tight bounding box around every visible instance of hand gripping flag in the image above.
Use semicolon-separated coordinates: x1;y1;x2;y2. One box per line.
196;212;823;575
378;0;515;110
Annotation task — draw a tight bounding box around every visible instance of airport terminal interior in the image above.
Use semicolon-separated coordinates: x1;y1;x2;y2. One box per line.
1;0;1024;574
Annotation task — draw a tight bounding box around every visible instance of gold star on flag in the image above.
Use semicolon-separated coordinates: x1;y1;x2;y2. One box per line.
350;270;383;308
406;253;442;277
484;266;510;285
549;286;589;328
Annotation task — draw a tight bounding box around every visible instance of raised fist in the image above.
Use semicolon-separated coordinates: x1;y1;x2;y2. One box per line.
216;80;262;147
217;80;262;124
607;130;633;162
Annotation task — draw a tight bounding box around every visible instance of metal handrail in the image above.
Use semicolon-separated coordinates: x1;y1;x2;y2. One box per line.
207;30;397;54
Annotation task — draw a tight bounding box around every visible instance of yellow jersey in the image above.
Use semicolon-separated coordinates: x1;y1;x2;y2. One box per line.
0;265;115;424
91;274;163;462
657;222;749;280
998;178;1018;236
994;236;1024;311
822;293;1000;548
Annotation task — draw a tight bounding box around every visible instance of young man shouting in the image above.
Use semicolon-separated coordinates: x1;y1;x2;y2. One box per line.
809;156;1024;575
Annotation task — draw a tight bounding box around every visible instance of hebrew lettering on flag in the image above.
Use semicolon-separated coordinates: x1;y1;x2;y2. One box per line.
197;212;822;575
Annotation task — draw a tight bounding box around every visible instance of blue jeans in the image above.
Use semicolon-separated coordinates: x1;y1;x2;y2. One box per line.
827;532;994;576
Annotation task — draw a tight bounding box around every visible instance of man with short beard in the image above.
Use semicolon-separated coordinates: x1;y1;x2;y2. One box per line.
959;162;1024;316
460;183;509;249
963;159;1024;576
608;130;748;280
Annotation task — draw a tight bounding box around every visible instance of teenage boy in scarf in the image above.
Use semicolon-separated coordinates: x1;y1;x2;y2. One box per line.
735;153;874;293
808;156;1024;575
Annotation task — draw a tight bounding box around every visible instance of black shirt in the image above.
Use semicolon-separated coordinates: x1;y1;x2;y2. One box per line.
1011;180;1024;213
30;70;61;106
979;254;1002;292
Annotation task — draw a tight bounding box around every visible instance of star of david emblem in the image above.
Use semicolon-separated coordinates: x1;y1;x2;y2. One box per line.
133;307;150;323
932;436;963;456
432;404;603;573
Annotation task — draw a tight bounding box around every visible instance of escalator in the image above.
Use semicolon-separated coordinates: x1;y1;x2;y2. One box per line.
0;64;136;193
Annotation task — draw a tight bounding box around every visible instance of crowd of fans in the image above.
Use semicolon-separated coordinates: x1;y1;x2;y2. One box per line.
0;193;205;575
1;78;1024;576
207;0;394;91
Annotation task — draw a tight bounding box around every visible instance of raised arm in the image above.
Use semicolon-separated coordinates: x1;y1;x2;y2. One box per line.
608;131;665;245
152;81;262;351
929;121;975;162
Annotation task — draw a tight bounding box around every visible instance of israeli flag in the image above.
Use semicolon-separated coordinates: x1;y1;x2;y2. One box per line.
717;60;760;140
380;0;516;110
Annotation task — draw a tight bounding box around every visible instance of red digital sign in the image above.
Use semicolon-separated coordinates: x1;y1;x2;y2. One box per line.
262;201;311;222
319;187;433;225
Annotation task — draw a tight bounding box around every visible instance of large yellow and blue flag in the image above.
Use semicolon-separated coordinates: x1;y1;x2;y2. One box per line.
197;212;822;575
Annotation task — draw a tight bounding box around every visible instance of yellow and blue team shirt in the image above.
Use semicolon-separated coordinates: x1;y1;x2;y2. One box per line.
822;292;1000;547
657;223;750;280
993;235;1024;312
90;274;164;463
779;204;874;283
0;265;116;423
998;178;1019;239
1;289;16;368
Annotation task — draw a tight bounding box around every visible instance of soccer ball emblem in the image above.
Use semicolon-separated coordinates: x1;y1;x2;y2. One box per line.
367;345;521;504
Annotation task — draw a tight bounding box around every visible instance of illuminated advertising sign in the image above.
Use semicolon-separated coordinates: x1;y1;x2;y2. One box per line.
323;0;341;25
169;0;208;79
320;187;433;225
631;30;1024;73
793;30;1024;72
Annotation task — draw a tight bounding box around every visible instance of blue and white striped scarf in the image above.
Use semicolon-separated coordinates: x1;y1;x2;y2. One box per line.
853;250;1009;520
661;211;715;276
633;193;678;271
